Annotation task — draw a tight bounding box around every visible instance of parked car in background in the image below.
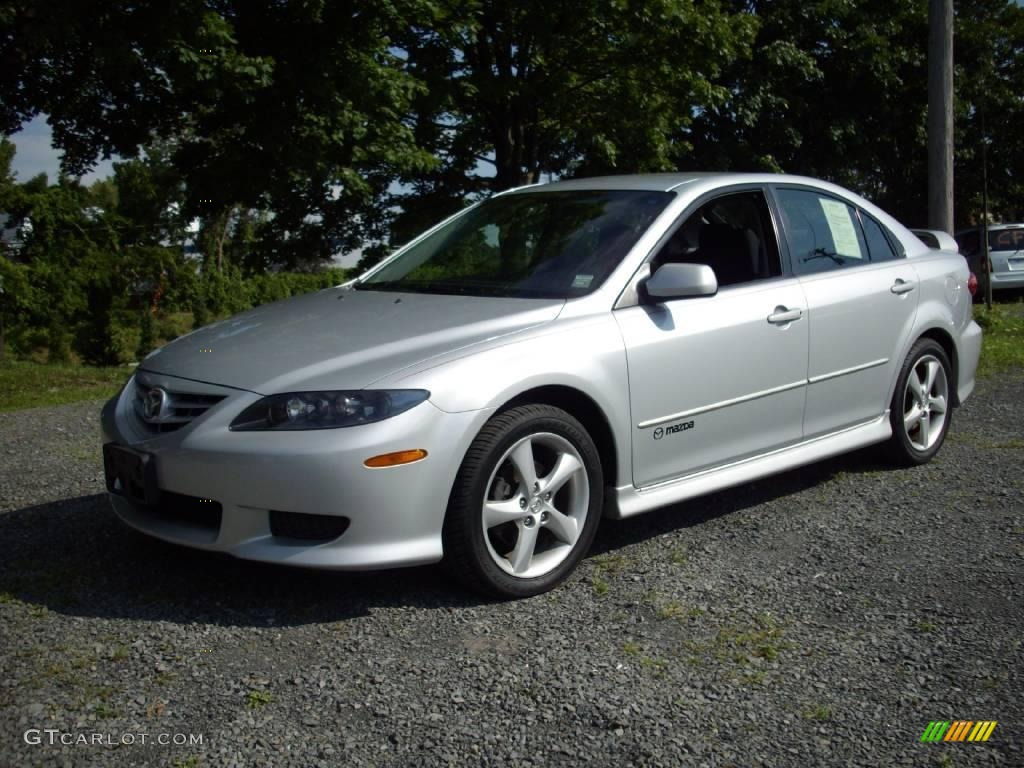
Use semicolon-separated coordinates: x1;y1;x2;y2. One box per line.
955;224;1024;291
101;173;982;598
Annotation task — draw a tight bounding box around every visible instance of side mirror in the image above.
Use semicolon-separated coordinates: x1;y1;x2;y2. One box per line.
643;263;718;301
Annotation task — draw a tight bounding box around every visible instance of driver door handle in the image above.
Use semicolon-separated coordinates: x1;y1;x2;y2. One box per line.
891;278;916;294
767;306;803;325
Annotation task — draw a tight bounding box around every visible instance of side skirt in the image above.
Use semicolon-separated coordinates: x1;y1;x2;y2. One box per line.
607;414;891;519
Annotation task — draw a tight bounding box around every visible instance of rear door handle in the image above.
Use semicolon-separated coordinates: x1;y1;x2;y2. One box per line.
890;278;916;295
767;306;803;325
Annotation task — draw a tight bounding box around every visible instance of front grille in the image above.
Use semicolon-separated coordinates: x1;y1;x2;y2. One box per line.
270;510;350;543
133;381;226;433
150;491;223;531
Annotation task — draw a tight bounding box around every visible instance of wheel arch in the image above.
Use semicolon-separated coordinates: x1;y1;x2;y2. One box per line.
497;385;620;493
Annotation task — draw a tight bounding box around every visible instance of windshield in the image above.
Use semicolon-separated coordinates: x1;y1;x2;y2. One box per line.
358;190;673;298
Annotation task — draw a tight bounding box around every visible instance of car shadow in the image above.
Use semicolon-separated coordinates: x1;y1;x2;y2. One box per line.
589;445;896;556
0;446;895;627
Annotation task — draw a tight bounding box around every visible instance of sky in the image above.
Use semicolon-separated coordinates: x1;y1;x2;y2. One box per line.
8;114;116;184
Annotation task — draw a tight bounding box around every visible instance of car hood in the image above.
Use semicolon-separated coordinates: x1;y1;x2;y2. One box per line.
140;287;564;394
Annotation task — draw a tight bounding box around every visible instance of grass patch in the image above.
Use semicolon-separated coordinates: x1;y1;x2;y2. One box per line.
246;689;272;709
656;601;704;621
686;613;793;667
0;359;127;412
915;620;937;633
590;554;628;597
802;704;833;721
974;303;1024;378
638;655;669;675
591;554;629;575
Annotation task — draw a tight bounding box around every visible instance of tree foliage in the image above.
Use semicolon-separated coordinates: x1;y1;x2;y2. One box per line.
1;0;434;267
1;0;1022;286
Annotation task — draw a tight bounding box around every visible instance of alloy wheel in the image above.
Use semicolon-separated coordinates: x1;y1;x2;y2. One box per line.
481;432;590;579
902;353;949;452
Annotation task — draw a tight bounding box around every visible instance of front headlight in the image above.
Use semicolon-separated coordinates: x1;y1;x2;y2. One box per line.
229;390;430;431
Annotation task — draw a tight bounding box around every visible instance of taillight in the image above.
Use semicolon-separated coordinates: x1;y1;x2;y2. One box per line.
967;272;978;296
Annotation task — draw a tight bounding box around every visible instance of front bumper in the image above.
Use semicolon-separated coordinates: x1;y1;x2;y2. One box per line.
101;372;489;570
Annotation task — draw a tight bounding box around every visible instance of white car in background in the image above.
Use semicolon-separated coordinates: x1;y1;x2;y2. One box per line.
102;173;982;597
955;224;1024;291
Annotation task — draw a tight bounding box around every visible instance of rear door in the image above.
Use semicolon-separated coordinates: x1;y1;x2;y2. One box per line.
773;186;919;439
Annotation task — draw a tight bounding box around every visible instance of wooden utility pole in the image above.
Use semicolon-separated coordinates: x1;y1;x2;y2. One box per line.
928;0;954;234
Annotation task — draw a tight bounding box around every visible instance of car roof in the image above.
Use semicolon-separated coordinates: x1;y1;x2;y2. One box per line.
502;172;838;194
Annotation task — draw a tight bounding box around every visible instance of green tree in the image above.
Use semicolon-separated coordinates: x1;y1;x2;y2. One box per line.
953;0;1024;224
397;0;756;191
0;1;434;269
683;0;1024;227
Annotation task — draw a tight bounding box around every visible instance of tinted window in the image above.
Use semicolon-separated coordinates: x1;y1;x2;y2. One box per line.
860;213;899;261
359;190;673;298
776;189;868;275
651;191;781;287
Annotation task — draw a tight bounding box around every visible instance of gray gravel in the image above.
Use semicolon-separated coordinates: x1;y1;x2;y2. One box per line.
1;374;1021;767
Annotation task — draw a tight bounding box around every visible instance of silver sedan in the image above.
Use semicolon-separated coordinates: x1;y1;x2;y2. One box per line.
101;173;982;597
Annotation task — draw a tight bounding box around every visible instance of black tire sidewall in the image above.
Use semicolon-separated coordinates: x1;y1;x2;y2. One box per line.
444;405;604;598
888;339;953;465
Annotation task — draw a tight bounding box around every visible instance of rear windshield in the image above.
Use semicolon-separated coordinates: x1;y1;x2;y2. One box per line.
990;228;1024;252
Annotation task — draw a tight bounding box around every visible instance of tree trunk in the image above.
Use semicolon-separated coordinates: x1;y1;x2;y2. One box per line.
214;206;234;273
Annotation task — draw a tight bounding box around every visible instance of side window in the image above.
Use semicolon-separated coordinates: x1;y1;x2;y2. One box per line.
650;191;781;287
776;189;868;275
859;212;899;262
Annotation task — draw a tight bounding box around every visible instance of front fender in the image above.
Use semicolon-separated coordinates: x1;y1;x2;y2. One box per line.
377;314;632;487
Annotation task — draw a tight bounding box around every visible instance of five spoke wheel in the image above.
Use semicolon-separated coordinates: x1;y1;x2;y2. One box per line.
902;354;948;451
886;339;953;466
442;404;602;598
482;433;589;578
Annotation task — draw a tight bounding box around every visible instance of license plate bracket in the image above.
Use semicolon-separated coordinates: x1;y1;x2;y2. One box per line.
103;444;160;507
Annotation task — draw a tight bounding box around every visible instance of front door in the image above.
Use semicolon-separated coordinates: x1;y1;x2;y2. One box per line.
615;189;809;488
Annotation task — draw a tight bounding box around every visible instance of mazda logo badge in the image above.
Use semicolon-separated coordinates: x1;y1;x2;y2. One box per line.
143;387;169;422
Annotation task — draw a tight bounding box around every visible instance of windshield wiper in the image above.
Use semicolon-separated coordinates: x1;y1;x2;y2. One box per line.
803;248;845;265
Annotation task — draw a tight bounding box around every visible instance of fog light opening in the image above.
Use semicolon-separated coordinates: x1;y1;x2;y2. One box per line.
364;449;428;468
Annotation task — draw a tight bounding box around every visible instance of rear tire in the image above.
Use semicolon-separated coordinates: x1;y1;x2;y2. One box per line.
884;339;953;466
442;404;603;598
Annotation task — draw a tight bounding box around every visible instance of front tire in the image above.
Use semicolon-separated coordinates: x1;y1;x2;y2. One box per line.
884;339;953;466
442;404;604;598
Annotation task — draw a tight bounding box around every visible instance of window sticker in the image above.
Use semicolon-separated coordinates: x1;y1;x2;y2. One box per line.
571;274;594;289
818;198;863;259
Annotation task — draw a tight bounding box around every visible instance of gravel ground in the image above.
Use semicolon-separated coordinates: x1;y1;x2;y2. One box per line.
0;374;1021;768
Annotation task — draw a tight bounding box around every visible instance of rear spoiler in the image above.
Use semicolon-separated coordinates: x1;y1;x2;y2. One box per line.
910;229;959;252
